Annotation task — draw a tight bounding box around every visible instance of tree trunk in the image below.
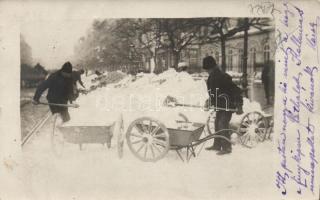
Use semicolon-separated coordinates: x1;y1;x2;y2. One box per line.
172;51;180;69
220;37;226;72
242;18;249;98
150;56;156;73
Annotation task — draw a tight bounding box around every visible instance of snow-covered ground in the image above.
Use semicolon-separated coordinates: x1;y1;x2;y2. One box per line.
17;115;276;200
9;69;276;200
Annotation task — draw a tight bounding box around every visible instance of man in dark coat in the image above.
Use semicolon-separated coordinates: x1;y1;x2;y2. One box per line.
203;56;243;155
33;62;74;122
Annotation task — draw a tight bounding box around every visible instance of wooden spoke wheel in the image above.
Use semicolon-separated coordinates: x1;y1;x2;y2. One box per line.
238;111;267;148
206;111;216;135
117;121;125;159
118;139;124;158
51;114;65;156
126;117;169;162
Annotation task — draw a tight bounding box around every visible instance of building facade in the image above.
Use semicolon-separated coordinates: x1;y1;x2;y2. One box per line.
153;26;275;74
199;27;275;74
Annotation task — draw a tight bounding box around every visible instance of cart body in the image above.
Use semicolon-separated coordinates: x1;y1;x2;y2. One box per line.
168;123;205;147
57;124;115;148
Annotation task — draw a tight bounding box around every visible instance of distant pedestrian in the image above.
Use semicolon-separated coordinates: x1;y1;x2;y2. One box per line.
72;69;85;89
33;62;74;122
70;69;85;102
203;56;243;155
95;70;102;76
261;62;274;105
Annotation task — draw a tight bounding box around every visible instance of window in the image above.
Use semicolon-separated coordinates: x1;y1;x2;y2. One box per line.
189;49;198;66
227;50;233;71
215;52;220;66
180;50;186;61
238;49;243;73
179;48;198;67
263;44;270;63
249;48;256;73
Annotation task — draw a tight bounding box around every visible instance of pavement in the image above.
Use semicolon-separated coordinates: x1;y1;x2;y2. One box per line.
21;88;49;140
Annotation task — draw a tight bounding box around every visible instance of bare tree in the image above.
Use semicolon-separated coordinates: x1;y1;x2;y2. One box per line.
197;18;271;72
197;18;245;72
73;18;271;75
20;34;33;66
156;18;203;68
73;19;134;71
112;18;159;72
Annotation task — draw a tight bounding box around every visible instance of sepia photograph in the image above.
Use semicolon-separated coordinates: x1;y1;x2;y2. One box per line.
19;17;277;199
0;0;319;199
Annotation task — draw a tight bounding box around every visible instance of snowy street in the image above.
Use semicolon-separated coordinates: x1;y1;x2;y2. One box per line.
15;69;278;200
14;16;280;200
19;114;276;200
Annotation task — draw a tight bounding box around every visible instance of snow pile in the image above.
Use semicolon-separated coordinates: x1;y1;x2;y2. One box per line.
81;74;99;88
65;69;266;129
230;97;266;125
115;69;208;107
96;71;125;85
65;69;209;128
80;71;126;93
243;98;264;113
191;72;209;80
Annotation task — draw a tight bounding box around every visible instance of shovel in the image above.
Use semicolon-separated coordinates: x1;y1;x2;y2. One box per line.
172;102;237;112
34;101;80;108
163;96;237;112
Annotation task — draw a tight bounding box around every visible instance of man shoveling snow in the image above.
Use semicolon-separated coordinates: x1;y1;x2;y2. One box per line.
202;56;243;155
33;62;77;122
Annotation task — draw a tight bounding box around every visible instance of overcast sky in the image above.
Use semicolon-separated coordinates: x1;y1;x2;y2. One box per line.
21;19;93;70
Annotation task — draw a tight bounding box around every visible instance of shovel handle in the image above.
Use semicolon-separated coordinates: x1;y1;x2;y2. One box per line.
38;102;79;108
174;103;237;112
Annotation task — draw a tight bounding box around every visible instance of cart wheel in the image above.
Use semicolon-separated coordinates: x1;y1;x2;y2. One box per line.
206;111;216;135
238;111;267;148
51;114;65;156
126;117;169;162
117;126;124;159
118;139;124;158
116;115;124;159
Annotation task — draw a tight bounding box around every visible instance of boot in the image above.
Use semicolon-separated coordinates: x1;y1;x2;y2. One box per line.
205;145;221;151
216;148;232;155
